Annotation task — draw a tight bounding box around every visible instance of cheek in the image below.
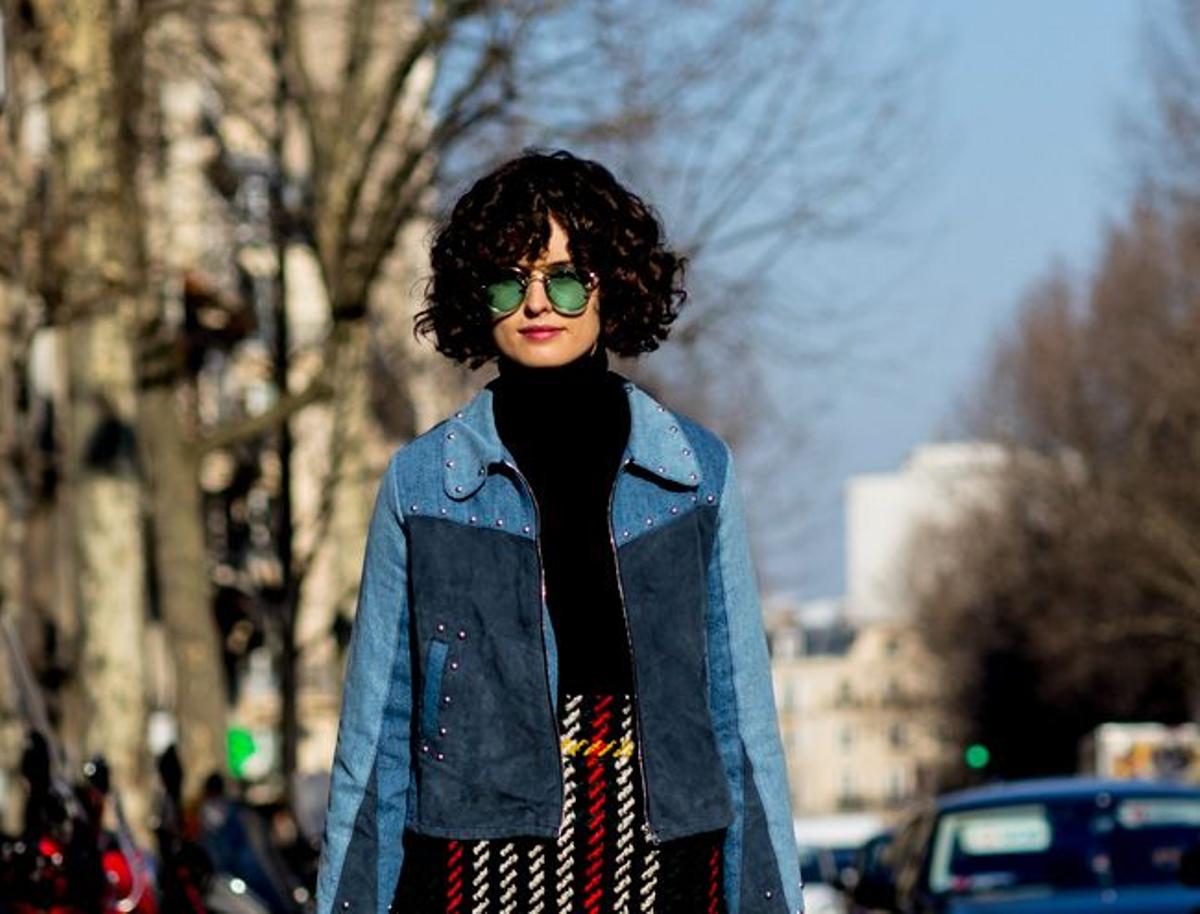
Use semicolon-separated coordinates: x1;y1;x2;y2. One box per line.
585;303;602;337
491;320;514;353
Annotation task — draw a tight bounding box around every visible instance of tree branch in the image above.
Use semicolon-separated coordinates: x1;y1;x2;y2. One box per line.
323;0;486;278
198;372;332;452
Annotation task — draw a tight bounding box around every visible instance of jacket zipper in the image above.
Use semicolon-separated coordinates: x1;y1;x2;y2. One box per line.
503;459;565;834
608;456;660;844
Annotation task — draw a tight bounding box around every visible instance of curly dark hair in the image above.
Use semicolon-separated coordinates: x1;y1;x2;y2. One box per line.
415;149;687;368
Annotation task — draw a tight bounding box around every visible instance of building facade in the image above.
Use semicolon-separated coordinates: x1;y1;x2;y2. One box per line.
768;603;949;817
765;443;1010;818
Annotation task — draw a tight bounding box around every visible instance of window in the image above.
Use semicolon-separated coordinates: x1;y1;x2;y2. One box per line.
928;804;1056;894
1110;797;1200;886
885;678;903;706
836;680;853;707
890;722;907;748
840;769;857;802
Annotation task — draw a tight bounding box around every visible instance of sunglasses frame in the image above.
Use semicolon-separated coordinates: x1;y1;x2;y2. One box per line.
482;264;599;318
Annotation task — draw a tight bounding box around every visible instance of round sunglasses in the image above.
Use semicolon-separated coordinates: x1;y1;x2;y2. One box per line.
483;265;598;318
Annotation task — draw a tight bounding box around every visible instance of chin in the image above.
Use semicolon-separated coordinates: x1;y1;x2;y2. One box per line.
508;344;586;368
520;354;575;368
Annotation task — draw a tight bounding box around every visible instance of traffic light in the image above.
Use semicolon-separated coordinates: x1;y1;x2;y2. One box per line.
227;726;258;778
965;743;991;770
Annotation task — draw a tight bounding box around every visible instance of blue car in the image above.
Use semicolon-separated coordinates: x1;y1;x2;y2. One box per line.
880;777;1200;913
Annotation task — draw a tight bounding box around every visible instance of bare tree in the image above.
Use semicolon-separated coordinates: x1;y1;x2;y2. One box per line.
9;0;156;834
1129;0;1200;220
910;196;1200;781
910;471;1198;782
0;0;235;813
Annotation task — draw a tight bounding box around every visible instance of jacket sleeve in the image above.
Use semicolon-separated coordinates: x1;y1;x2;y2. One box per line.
316;453;414;914
714;444;803;913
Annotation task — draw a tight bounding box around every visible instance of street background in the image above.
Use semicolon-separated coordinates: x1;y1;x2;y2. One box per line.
1;1;1198;911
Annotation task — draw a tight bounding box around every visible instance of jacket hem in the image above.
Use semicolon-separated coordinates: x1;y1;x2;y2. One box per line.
648;811;735;844
406;820;562;840
406;810;734;844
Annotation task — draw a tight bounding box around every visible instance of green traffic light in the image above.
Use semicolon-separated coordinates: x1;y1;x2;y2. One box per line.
965;743;991;770
227;726;257;777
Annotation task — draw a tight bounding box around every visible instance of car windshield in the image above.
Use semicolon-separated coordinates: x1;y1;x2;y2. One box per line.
928;795;1200;896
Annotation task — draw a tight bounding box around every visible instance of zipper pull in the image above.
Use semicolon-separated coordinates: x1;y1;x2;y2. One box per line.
640;822;660;845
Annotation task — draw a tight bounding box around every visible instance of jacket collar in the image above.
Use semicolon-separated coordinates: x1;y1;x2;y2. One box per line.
442;374;703;501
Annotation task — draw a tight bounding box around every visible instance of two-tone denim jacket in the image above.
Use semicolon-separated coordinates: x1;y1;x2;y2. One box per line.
315;374;803;914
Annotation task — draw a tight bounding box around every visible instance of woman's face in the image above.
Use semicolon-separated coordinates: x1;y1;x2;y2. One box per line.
491;217;602;368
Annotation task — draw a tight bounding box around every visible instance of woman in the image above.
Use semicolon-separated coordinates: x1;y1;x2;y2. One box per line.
315;150;801;914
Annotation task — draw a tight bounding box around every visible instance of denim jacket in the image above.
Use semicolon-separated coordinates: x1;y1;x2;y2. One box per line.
315;374;802;914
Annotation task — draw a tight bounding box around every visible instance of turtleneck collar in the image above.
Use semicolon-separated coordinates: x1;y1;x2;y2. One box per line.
491;342;613;399
489;343;628;454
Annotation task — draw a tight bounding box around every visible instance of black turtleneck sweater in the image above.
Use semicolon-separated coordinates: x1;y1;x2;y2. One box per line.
487;344;634;697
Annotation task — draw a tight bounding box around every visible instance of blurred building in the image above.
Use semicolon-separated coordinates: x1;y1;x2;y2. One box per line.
846;441;1007;624
767;598;948;816
767;442;1009;817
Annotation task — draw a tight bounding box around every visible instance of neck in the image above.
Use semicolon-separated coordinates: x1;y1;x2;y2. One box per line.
490;344;620;442
493;343;610;394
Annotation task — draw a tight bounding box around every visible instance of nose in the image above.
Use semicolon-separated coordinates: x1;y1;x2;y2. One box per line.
522;276;552;315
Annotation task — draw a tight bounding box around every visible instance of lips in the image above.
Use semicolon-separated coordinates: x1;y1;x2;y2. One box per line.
519;327;564;339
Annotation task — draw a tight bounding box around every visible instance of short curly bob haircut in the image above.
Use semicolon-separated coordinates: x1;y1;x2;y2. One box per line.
414;149;687;368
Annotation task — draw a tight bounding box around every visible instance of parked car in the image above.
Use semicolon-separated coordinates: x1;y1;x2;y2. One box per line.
860;777;1200;913
848;830;896;913
801;845;850;914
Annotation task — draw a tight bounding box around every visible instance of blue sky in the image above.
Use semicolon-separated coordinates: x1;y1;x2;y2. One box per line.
756;0;1145;598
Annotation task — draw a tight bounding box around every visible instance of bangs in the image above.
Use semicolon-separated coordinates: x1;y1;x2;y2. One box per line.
474;205;553;272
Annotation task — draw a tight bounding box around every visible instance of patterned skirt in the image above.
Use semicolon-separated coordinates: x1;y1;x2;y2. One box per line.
393;693;727;913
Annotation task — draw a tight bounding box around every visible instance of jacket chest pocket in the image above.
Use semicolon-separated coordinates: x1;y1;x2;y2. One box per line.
420;638;450;743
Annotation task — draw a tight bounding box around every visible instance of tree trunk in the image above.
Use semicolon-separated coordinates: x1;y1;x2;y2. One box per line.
138;383;229;801
293;318;377;775
141;55;242;804
64;312;150;837
38;0;152;836
0;282;27;835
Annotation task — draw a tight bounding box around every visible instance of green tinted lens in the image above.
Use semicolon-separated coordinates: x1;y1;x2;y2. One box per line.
546;273;589;314
485;278;525;315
